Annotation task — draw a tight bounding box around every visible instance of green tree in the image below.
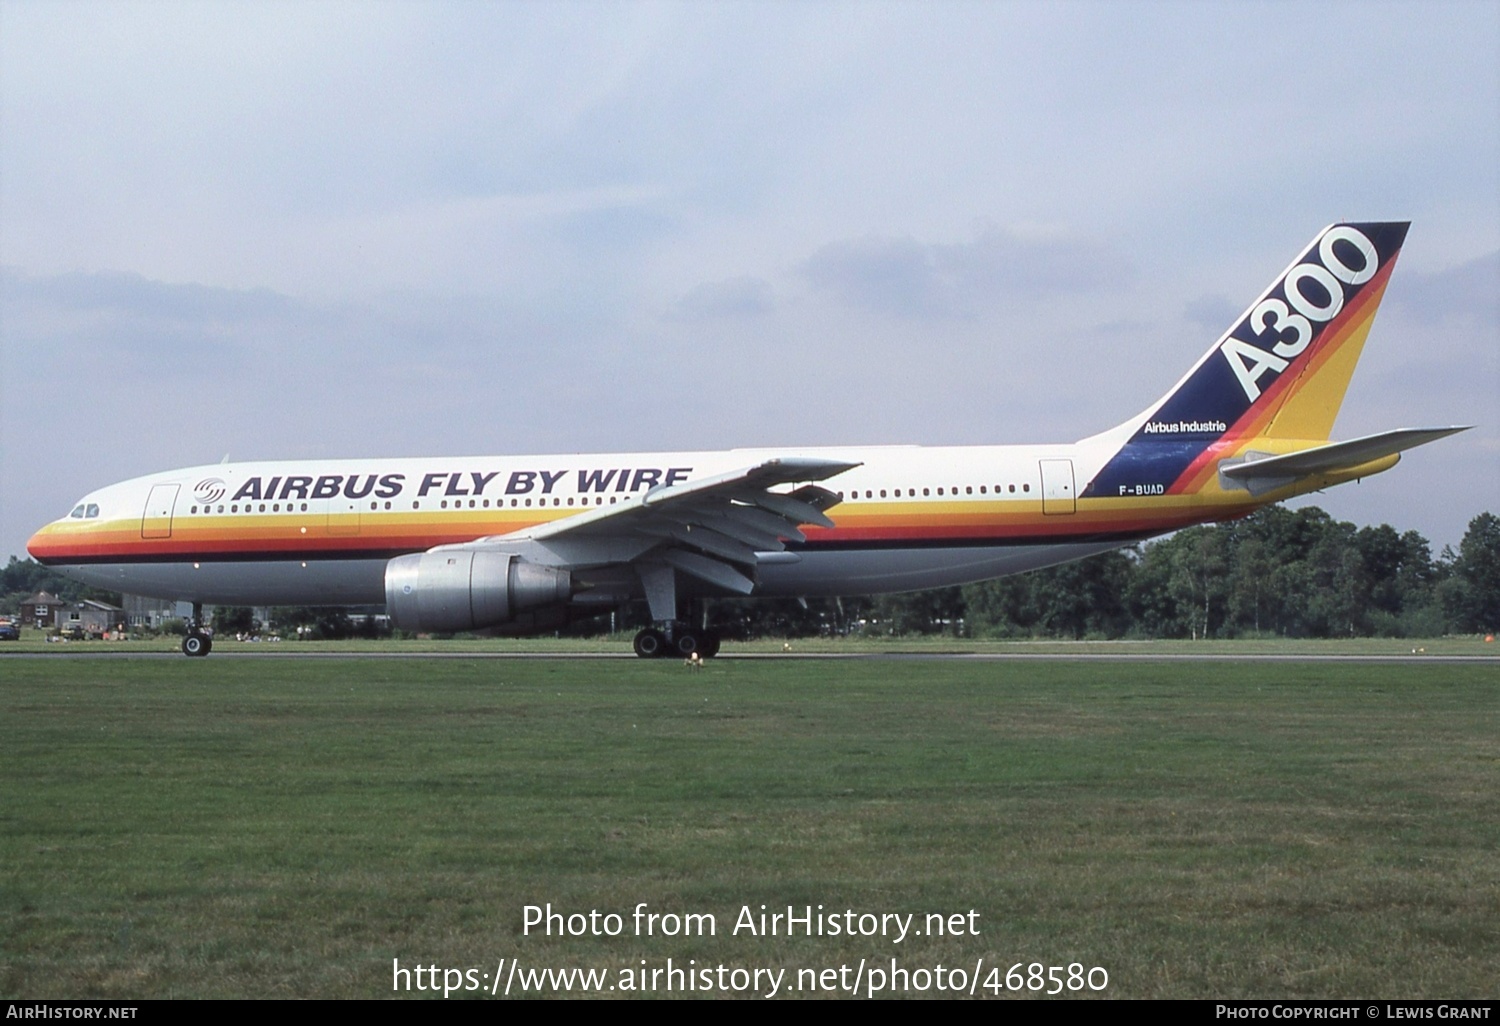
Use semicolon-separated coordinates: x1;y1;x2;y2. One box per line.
1;556;122;614
868;587;965;636
1446;513;1500;632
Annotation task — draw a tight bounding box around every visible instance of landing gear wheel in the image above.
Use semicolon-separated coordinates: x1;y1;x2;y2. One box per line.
182;633;212;657
673;632;701;658
700;631;721;659
633;629;667;659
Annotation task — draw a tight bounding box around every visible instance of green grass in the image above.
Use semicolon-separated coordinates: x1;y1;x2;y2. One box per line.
2;656;1497;998
5;629;1498;657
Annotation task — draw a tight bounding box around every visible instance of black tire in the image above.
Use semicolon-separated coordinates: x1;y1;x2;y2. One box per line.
633;629;667;658
700;631;721;659
673;632;701;658
182;634;209;657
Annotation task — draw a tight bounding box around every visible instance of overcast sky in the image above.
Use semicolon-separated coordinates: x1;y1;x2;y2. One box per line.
3;0;1497;563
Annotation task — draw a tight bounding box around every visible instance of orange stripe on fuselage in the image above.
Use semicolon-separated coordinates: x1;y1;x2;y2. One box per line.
31;496;1263;564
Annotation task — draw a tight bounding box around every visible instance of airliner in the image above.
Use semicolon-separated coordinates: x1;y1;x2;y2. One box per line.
28;222;1465;657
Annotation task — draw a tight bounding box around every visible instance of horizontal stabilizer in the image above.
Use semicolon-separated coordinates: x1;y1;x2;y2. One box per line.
1220;427;1469;492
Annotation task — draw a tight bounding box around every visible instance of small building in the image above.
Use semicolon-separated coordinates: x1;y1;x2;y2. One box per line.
121;593;194;629
54;599;127;637
20;591;61;630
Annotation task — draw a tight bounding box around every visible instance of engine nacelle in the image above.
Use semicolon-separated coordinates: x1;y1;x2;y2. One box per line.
384;550;572;633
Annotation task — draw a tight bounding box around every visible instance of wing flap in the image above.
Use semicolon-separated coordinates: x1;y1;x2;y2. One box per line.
731;488;837;529
637;521;762;564
715;503;810;542
660;548;756;594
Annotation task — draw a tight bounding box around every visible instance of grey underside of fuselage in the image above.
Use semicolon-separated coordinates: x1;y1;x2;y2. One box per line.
753;541;1129;595
54;541;1130;608
58;559;391;606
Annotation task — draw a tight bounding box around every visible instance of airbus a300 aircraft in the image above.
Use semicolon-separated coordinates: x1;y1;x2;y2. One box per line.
29;222;1465;657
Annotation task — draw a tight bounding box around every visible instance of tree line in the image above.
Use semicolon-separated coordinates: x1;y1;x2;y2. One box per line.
4;507;1496;639
708;507;1499;640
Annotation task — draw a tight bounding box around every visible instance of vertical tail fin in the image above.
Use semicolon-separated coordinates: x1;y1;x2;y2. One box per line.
1083;222;1409;499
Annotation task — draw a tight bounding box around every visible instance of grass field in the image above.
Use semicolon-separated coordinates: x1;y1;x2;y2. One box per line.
2;652;1497;999
5;629;1497;657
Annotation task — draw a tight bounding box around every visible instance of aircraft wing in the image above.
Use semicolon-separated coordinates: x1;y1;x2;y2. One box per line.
472;457;860;594
1220;427;1469;495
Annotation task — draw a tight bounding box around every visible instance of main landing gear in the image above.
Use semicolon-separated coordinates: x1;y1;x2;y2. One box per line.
182;602;213;657
632;564;722;658
633;623;721;659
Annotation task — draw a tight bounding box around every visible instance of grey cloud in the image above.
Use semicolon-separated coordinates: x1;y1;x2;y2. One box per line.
1388;251;1500;328
1;267;297;323
1183;294;1241;334
0;268;339;376
673;276;774;320
1357;249;1500;423
802;226;1128;319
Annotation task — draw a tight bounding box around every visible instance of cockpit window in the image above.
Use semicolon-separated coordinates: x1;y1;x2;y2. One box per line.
70;505;86;518
67;504;101;520
86;504;100;518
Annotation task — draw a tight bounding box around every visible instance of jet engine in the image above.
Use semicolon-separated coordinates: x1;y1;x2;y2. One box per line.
384;550;572;633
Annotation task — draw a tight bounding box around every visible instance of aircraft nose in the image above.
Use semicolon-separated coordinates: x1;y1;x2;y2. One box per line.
27;522;63;562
